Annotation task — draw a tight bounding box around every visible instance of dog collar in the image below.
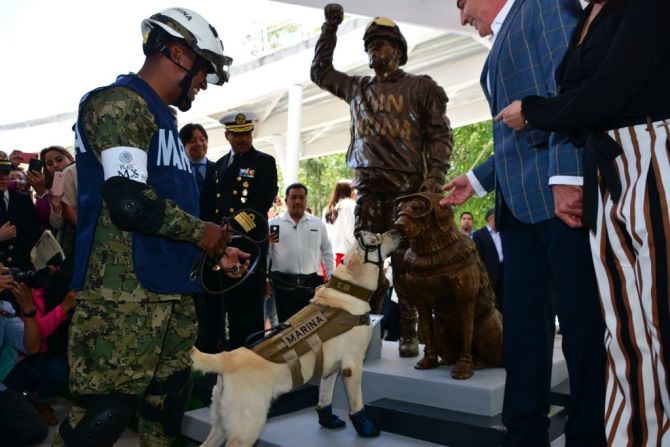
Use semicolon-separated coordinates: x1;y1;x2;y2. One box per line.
327;276;374;302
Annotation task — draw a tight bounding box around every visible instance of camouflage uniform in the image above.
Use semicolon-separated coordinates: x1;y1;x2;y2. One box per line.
54;86;205;447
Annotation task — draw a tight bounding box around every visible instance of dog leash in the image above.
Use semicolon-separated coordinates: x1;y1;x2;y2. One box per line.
190;209;269;294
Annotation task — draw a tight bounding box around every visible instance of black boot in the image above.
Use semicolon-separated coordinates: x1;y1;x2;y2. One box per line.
316;405;345;429
349;409;380;437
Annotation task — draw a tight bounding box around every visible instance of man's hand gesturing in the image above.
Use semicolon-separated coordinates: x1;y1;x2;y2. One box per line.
324;4;344;27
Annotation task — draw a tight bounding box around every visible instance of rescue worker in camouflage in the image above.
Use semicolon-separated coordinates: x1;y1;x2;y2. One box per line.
54;8;247;447
310;4;454;358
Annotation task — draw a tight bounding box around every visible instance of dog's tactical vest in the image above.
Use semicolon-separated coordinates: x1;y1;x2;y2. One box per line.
252;277;373;387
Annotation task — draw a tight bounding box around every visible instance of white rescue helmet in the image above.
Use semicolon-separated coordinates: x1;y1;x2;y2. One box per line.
142;7;233;85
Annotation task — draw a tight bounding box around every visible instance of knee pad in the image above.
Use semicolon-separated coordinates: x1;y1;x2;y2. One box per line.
139;367;193;437
59;393;136;447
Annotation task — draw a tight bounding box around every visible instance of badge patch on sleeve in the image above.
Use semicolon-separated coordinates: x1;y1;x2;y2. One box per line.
239;168;255;178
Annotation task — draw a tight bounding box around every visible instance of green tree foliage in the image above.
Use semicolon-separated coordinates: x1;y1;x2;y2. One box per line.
297;153;353;216
279;121;495;227
448;121;495;229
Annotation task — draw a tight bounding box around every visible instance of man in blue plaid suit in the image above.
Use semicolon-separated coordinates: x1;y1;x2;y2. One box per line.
443;1;606;446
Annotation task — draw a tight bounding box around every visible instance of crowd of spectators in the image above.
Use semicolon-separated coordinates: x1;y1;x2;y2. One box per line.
0;147;77;444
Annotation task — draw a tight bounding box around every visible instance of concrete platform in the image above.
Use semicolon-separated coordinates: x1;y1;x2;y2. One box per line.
183;336;569;445
332;337;568;417
183;405;443;446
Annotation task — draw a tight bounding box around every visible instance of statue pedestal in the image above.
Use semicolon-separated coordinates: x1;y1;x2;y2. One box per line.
365;314;384;360
182;335;570;446
334;339;568;416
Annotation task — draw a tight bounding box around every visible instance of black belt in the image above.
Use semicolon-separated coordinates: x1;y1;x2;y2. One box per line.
269;271;321;291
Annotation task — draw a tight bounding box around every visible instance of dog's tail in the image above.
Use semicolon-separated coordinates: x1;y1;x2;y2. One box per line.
190;346;229;375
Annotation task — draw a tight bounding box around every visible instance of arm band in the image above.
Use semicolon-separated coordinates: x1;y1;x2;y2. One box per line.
101;146;148;183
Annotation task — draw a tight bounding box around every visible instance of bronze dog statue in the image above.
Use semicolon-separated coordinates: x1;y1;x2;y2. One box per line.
393;192;503;379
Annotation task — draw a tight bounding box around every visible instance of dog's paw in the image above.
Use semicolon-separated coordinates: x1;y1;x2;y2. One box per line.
451;355;474;379
317;405;346;429
398;338;419;357
414;355;439;370
350;409;380;437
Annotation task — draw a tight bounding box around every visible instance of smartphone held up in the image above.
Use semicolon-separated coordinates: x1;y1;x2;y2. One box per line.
10;150;39;166
28;158;44;173
50;171;65;196
270;224;280;243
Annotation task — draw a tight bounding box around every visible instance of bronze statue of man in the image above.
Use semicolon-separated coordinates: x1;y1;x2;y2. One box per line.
311;4;454;357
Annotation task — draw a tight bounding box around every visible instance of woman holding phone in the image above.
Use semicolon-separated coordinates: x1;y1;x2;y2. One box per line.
36;147;78;258
26;146;73;228
496;0;670;443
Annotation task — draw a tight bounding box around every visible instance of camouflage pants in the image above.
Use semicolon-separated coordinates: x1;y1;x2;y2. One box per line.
53;297;197;447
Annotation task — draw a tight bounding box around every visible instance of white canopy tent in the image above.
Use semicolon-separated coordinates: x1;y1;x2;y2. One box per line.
0;0;492;182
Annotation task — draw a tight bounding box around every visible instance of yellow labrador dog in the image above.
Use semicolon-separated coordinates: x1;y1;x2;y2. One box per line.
190;230;401;447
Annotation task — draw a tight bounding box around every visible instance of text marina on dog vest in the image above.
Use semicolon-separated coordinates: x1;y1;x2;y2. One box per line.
282;312;328;348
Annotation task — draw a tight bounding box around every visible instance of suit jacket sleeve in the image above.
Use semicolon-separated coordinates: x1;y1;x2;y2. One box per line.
529;0;584;178
523;0;670;133
472;230;486;257
199;161;218;222
20;193;41;250
472;228;497;281
472;154;496;193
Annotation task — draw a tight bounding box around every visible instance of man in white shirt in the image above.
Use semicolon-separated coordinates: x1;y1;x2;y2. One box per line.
268;183;335;322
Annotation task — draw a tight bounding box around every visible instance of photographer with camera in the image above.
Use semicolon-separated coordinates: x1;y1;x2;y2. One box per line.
3;264;75;426
0;265;48;446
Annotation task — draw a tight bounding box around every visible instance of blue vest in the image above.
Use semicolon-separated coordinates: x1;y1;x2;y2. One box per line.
71;74;202;294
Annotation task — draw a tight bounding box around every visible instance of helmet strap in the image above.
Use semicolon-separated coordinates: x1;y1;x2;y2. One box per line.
173;69;197;111
160;45;192;73
159;45;200;111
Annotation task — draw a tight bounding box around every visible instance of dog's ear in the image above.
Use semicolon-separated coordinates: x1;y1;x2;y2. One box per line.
346;250;364;278
433;202;454;233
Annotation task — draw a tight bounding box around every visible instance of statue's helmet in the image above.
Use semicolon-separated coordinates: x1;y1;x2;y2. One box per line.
363;17;408;66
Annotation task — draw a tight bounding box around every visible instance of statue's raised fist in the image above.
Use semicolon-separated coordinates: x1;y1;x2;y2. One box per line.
324;4;344;26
